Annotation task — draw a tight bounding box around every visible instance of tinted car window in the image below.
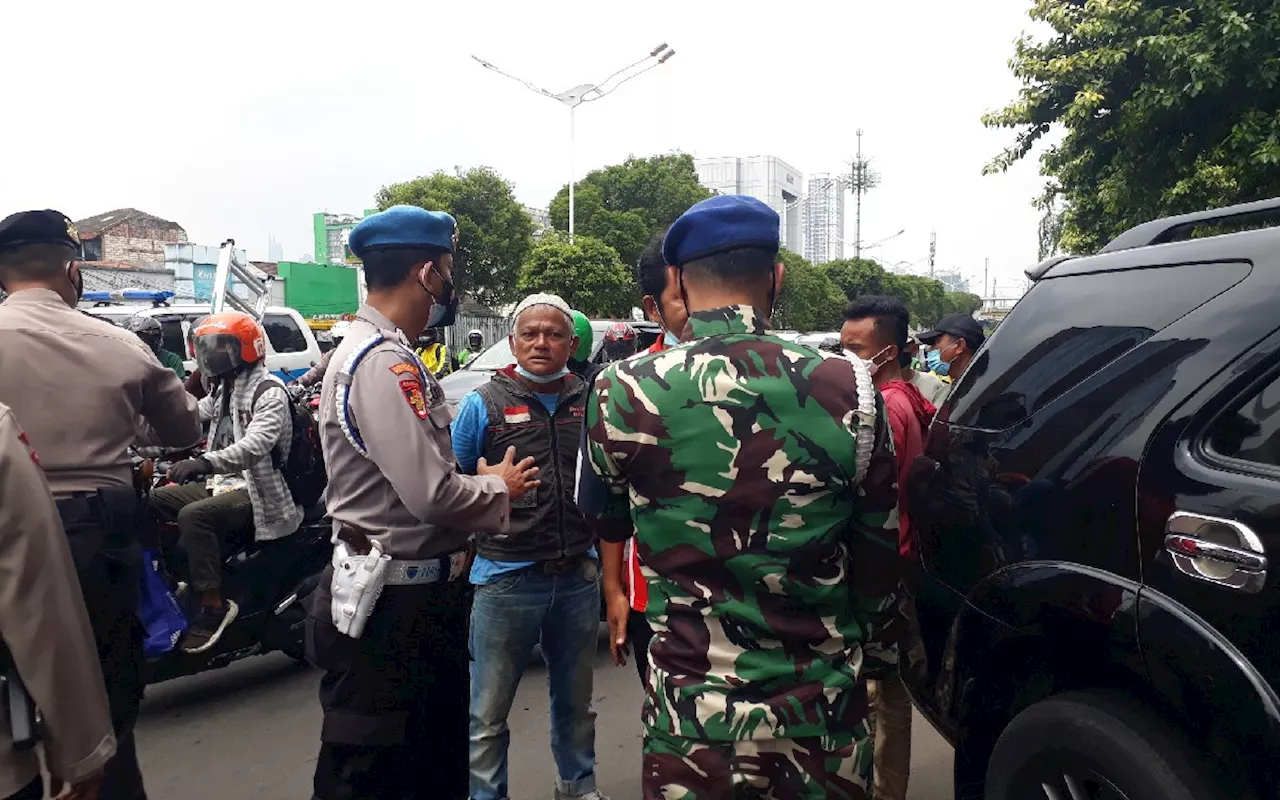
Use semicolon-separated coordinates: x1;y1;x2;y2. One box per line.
1209;369;1280;468
263;313;308;353
949;263;1249;430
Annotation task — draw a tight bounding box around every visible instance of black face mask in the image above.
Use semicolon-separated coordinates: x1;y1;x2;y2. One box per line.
422;267;458;328
69;263;84;304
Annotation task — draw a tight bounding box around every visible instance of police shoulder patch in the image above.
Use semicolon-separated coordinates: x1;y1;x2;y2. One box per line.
400;378;428;419
389;361;420;378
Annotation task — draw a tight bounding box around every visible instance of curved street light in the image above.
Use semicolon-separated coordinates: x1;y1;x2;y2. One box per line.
472;44;676;242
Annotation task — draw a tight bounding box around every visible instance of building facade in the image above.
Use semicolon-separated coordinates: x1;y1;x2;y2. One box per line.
74;209;187;270
803;174;847;265
936;270;970;294
695;156;804;253
523;206;552;238
312;210;378;266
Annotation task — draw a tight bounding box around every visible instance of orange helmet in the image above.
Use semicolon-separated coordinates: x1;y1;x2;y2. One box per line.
191;312;266;376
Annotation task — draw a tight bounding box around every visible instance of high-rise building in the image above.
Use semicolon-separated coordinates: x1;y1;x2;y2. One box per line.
313;210;378;266
694;156;803;253
936;270;970;294
803;174;847;264
523;206;552;238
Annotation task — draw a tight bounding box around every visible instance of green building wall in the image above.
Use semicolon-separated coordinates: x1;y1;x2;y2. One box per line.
277;261;358;316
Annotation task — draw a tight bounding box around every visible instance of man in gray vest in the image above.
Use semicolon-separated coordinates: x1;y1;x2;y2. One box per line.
450;293;605;800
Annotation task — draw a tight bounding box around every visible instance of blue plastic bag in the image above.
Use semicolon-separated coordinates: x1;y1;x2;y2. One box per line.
138;549;188;657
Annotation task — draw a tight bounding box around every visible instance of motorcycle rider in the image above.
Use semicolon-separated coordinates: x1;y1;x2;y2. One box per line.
415;327;451;378
149;311;302;654
0;209;203;800
566;311;599;384
458;329;484;367
600;322;638;363
123;315;186;379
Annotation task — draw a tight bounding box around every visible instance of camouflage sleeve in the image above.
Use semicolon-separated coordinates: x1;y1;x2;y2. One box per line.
849;390;901;676
578;371;632;543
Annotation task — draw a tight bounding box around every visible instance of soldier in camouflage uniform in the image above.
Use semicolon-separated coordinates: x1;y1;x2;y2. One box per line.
578;195;901;799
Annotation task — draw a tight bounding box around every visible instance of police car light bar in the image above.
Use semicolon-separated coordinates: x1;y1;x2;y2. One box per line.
81;290;176;304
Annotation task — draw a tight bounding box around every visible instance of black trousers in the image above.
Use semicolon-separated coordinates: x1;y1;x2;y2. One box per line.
4;778;40;800
309;574;472;800
57;493;148;800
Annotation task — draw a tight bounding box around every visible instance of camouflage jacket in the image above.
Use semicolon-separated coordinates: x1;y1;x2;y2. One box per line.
582;305;900;741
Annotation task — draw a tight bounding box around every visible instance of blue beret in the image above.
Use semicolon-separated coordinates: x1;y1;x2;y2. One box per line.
349;205;456;258
662;195;780;268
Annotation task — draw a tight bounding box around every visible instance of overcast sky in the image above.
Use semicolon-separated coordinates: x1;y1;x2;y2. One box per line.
2;0;1049;298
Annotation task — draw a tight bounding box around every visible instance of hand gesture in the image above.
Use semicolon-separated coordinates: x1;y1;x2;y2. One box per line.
477;446;540;500
606;588;631;667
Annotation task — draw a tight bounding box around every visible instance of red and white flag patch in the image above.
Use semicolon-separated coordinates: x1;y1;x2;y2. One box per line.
503;405;531;424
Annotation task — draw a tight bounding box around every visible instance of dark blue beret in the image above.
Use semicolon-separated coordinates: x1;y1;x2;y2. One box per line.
349;205;456;258
0;210;81;254
662;195;780;268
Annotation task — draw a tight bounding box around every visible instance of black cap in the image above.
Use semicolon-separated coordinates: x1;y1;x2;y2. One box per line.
918;313;985;349
0;210;81;255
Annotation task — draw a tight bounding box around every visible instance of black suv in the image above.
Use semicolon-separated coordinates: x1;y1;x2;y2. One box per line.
907;198;1280;800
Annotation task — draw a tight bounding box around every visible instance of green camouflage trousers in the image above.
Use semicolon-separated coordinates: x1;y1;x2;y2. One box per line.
641;724;873;800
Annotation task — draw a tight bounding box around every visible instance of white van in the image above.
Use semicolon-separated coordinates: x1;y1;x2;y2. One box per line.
83;292;323;381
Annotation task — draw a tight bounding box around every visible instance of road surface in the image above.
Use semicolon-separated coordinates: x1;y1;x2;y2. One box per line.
136;642;954;799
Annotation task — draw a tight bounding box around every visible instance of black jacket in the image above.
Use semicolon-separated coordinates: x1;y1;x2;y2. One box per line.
473;368;592;562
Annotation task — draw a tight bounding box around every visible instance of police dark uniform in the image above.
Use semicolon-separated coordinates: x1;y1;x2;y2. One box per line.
309;207;511;800
0;210;202;800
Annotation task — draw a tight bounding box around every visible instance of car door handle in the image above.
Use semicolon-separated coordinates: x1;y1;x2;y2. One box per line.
1164;512;1267;594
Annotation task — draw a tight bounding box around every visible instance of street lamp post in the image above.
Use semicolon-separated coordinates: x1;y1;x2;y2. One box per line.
472;44;676;243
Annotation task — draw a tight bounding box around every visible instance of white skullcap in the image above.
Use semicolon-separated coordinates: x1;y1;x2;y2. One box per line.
512;293;573;330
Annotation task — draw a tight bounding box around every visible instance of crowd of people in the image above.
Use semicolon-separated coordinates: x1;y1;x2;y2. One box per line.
0;195;981;800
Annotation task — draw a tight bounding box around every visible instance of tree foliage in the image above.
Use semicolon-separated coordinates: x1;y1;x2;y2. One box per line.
985;0;1280;253
816;257;981;329
774;251;847;332
377;167;534;307
548;153;713;267
518;232;635;318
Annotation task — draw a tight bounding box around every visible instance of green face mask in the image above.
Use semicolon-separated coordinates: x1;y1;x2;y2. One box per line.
570;310;593;361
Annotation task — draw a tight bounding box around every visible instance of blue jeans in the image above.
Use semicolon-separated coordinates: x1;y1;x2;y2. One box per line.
469;558;601;800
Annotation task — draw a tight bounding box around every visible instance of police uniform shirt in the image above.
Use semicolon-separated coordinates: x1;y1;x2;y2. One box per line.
319;304;508;561
0;289;201;497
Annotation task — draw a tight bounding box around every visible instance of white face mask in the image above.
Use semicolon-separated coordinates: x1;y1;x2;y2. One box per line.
844;345;891;376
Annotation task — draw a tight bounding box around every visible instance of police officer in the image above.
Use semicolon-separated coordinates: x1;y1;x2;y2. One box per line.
0;402;116;800
0;210;202;800
310;205;539;800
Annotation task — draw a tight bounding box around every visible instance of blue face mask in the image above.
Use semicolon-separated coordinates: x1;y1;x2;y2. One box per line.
515;365;570;384
663;330;681;347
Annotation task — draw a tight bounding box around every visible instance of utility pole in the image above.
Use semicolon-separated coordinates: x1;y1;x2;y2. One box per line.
929;230;937;278
984;258;990;298
854;130;863;261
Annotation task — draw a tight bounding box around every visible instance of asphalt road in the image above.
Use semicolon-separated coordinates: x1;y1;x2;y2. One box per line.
136;641;954;800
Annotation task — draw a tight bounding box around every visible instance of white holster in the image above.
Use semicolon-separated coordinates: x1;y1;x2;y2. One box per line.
330;539;391;639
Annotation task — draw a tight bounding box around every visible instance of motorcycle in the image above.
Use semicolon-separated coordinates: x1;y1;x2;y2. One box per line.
134;450;331;684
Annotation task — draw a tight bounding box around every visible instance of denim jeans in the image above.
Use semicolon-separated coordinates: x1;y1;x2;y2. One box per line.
469;558;601;800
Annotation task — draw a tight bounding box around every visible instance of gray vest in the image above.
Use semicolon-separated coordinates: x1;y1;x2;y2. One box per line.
474;371;592;562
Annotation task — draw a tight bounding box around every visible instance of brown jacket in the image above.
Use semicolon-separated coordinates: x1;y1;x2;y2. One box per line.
0;289;201;497
0;403;115;796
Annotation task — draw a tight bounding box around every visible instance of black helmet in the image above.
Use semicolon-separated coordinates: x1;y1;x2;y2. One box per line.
124;315;162;352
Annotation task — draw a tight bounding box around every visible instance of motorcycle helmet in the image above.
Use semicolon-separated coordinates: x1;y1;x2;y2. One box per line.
601;321;638;362
191;311;266;377
467;329;484;350
123;314;163;354
570;310;593;362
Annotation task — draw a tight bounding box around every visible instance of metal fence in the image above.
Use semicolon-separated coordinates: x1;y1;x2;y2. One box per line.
444;310;510;359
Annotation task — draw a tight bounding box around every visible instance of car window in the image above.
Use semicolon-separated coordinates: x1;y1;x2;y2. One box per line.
155;316;185;355
949;263;1249;430
466;338;515;370
1208;369;1280;468
263;313;308;354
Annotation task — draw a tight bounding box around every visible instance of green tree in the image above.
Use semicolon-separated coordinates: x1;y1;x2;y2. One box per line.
822;258;890;300
985;0;1280;254
943;292;984;318
518;232;635;318
774;251;846;332
549;153;713;266
377;167;534;307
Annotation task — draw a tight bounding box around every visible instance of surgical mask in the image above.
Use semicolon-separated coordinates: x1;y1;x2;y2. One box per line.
663;330;680;347
927;341;960;376
515;365;570;384
419;264;458;328
843;346;891;376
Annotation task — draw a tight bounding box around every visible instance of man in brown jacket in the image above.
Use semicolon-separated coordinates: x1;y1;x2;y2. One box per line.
0;402;116;800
